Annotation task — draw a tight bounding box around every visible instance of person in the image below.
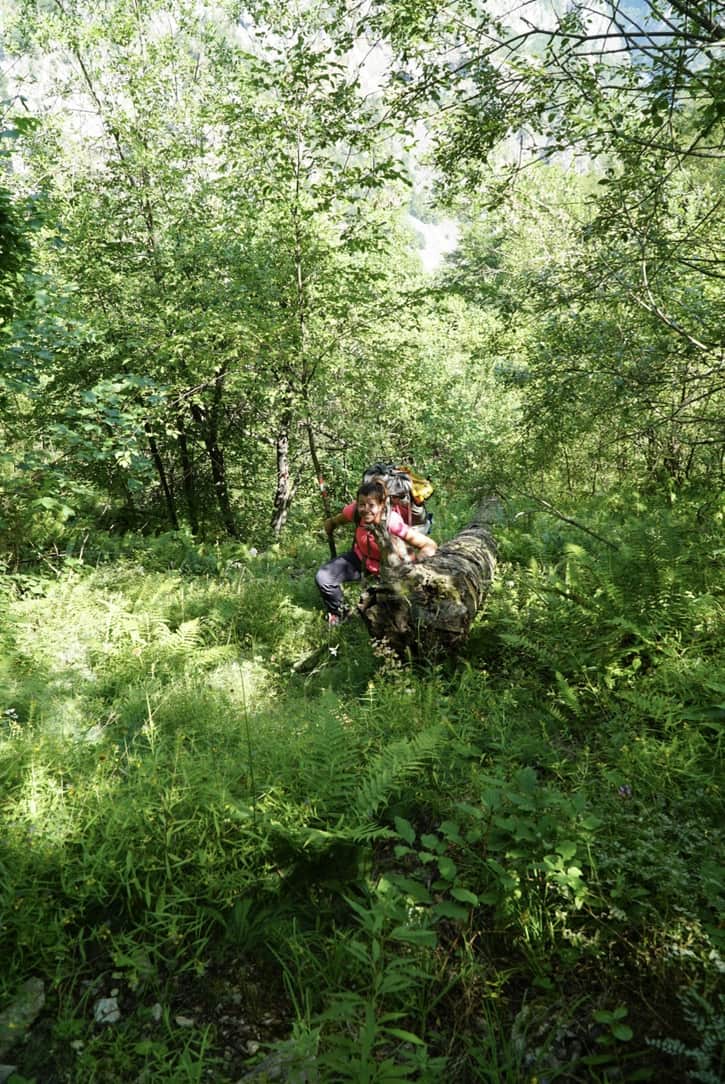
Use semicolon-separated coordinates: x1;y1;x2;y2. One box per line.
315;479;438;626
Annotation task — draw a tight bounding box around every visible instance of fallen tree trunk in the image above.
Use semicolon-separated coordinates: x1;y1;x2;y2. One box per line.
357;498;500;659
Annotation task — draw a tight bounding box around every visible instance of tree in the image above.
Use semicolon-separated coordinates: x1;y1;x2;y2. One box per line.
5;0;449;541
349;1;723;178
212;10;424;534
439;158;723;493
351;1;724;492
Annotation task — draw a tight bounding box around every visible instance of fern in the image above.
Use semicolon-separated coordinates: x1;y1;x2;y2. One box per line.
351;724;445;820
299;712;364;817
266;725;445;858
648;991;725;1084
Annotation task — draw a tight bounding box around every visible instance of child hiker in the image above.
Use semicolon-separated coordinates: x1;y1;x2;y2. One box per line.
315;478;437;626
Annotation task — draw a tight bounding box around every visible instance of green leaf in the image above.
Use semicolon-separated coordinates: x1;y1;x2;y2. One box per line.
394;816;416;844
439;819;463;843
421;833;442;851
432;901;469;922
383;1027;425;1045
437;856;457;880
390;926;437;947
450;887;478;905
612;1024;633;1041
385;874;432;904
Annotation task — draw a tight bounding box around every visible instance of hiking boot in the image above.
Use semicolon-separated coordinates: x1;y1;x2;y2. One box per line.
326;607;350;627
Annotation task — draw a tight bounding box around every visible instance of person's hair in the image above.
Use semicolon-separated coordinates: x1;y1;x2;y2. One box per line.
357;479;387;503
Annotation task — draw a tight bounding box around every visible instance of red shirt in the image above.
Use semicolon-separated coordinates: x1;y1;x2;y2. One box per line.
342;503;410;574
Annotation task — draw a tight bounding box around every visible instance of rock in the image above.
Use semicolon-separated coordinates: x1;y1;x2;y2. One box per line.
0;1066;18;1084
93;997;121;1025
236;1039;318;1082
0;978;45;1057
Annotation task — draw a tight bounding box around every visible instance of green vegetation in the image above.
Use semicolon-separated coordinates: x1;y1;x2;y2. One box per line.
0;0;722;1080
1;493;722;1081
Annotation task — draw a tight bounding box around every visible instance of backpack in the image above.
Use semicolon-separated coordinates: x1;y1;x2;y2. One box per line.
361;462;434;534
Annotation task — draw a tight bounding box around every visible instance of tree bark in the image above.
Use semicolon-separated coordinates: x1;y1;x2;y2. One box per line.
146;427;178;530
304;418;336;556
270;414;297;536
176;411;199;535
190;387;238;539
357;499;500;660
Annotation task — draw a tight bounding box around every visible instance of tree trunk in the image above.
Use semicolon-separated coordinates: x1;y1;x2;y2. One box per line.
358;499;500;660
270;416;297;536
176;411;199;535
305;418;336;556
190;396;238;539
146;428;178;529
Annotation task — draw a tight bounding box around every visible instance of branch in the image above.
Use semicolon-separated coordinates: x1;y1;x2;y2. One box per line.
519;494;619;549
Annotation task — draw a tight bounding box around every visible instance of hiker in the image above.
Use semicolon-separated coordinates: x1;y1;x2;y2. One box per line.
316;478;438;626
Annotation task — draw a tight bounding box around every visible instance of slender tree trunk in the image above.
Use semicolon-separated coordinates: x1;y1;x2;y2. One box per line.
305;418;336;556
305;420;332;519
268;126;309;541
358;499;501;660
208;438;237;538
146;427;178;529
176;412;199;535
271;415;297;536
190;399;238;538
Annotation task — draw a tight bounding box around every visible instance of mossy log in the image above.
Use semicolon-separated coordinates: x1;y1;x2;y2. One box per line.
357;499;500;659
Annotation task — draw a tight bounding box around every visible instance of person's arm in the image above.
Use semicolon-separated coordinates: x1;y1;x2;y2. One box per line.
405;528;437;559
324;511;348;539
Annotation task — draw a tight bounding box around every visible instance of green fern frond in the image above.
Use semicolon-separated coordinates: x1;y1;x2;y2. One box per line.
616;687;681;726
347;822;396;843
299;714;364;817
170;618;202;649
351;725;445;821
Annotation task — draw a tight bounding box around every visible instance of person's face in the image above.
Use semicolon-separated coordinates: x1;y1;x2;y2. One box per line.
357;494;383;526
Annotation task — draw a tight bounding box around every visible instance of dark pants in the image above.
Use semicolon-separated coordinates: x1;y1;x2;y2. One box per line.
315;549;363;616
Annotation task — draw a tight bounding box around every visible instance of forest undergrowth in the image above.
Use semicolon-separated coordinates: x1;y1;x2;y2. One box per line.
0;490;722;1083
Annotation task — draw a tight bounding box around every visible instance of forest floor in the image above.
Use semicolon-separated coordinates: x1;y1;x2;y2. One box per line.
1;501;722;1082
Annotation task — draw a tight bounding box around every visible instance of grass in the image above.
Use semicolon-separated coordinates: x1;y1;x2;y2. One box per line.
0;493;723;1082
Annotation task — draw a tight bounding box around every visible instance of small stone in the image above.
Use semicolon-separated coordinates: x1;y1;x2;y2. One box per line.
245;1040;260;1055
93;997;121;1025
151;1003;163;1022
175;1015;196;1028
